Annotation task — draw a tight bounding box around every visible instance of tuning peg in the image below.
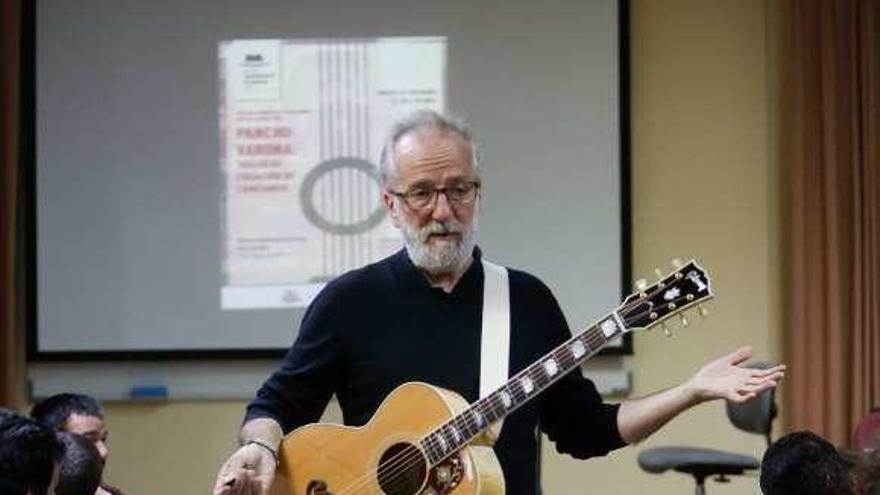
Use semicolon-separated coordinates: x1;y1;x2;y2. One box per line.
671;258;683;268
661;323;673;337
654;268;664;279
698;304;710;318
679;314;689;327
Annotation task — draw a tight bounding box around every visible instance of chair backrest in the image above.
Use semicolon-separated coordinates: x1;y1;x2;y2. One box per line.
725;362;779;446
853;407;880;452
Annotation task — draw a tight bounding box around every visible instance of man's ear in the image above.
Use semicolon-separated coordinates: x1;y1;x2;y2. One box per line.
382;191;401;228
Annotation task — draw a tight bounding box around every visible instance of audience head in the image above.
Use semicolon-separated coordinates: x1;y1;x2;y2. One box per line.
841;448;880;495
0;408;63;495
760;430;855;495
31;393;109;462
55;433;103;495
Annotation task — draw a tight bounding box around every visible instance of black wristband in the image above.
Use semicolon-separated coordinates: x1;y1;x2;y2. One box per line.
245;440;279;466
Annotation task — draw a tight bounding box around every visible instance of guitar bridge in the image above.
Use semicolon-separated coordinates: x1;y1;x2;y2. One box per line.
422;454;465;495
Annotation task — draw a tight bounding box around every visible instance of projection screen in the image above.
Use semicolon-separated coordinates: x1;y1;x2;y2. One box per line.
29;0;628;357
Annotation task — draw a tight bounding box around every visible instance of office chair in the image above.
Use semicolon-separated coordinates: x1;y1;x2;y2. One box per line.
637;362;778;495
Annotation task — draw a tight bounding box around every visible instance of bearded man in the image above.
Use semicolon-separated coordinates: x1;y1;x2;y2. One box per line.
214;110;784;495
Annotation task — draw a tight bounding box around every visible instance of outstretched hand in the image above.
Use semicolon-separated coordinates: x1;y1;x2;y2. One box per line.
688;346;786;403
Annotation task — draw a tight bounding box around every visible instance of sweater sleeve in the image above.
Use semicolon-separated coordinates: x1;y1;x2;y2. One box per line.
244;284;347;433
540;368;626;458
532;280;628;458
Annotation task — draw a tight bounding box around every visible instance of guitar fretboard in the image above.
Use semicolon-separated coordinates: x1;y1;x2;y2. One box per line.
419;311;625;465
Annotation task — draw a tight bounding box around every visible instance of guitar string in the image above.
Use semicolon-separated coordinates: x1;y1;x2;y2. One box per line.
353;289;701;495
329;286;704;495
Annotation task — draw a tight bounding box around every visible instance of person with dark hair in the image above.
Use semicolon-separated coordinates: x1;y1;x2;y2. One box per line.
858;450;880;495
0;408;63;495
30;394;124;495
31;394;107;462
760;430;855;495
56;433;103;495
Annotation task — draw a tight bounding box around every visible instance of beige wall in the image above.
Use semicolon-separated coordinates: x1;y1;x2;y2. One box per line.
98;1;783;493
541;0;783;494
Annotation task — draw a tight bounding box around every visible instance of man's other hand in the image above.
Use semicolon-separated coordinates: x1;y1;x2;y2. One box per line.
688;346;786;403
213;443;276;495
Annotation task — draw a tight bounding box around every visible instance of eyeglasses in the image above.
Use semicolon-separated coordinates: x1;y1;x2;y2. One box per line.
389;181;481;211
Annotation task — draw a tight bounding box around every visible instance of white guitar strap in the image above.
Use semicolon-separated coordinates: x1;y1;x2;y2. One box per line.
480;259;510;398
480;259;510;443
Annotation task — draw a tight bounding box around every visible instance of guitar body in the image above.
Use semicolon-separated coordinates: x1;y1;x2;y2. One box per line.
269;382;505;495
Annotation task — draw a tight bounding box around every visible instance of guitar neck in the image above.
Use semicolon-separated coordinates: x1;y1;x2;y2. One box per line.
418;259;714;465
419;311;626;465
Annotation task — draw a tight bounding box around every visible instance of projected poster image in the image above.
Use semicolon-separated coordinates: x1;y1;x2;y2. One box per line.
220;37;446;310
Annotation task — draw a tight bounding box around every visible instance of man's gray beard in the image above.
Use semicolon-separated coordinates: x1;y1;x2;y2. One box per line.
400;219;477;275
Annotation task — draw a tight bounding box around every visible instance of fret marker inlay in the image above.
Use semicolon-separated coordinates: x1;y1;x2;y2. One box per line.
499;391;512;408
472;410;485;427
544;359;558;376
600;319;618;338
520;377;534;394
571;340;586;358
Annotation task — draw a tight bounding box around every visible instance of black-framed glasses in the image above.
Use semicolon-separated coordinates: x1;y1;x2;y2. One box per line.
389;181;481;211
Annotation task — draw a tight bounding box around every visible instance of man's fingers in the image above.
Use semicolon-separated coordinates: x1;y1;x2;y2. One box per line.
215;472;243;495
745;373;782;387
751;365;786;378
214;468;263;495
243;475;261;495
213;469;237;495
259;469;276;492
243;469;264;495
733;379;779;401
214;442;279;495
747;369;785;388
213;477;237;495
725;346;753;366
751;380;779;393
728;389;755;403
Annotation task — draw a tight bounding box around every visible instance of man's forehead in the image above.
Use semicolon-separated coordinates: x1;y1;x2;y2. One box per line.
395;129;471;160
393;131;473;181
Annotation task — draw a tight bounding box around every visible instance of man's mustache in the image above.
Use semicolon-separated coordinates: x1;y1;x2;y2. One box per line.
417;221;464;241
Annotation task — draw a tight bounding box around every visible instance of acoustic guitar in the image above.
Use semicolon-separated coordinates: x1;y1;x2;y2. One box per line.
269;260;713;495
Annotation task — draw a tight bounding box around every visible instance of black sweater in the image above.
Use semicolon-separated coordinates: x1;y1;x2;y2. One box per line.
246;248;625;495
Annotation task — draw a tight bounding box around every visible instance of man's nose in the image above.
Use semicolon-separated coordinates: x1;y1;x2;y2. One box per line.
431;191;455;221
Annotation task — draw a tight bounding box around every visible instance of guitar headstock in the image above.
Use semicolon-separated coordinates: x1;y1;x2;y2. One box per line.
618;260;713;333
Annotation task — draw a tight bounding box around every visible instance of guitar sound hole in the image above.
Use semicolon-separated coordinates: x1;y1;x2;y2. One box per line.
306;480;331;495
376;442;427;495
